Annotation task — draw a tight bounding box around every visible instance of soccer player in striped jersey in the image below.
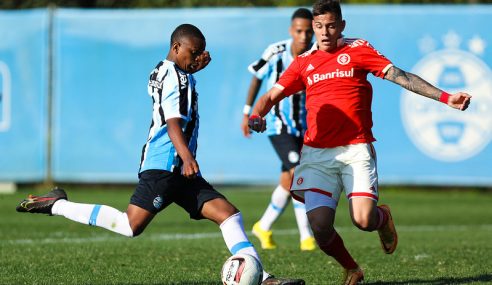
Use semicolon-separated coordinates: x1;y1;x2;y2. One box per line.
249;1;471;284
16;24;304;285
241;8;316;252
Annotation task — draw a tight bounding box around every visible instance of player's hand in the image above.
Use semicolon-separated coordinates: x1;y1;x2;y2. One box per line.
192;51;211;73
248;115;266;133
182;157;199;179
241;115;252;137
447;92;472;111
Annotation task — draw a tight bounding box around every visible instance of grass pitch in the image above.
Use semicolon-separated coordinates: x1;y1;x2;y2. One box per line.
0;186;491;284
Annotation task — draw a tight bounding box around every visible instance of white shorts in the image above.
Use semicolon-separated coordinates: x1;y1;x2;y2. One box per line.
290;143;379;211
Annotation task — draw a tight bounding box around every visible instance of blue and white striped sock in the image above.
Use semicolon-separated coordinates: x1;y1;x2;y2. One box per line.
52;200;133;237
220;212;260;260
220;212;269;280
258;185;290;230
292;198;313;241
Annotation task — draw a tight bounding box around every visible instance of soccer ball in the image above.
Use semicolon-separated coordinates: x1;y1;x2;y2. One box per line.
221;253;263;285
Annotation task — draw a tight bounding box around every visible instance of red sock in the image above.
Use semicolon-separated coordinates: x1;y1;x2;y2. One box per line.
318;231;358;270
376;206;389;230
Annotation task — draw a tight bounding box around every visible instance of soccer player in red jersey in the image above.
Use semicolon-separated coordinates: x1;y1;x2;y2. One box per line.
249;1;471;284
241;8;316;252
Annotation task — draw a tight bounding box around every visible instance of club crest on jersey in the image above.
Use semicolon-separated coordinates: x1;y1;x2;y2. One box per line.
296;177;304;185
337;54;351;65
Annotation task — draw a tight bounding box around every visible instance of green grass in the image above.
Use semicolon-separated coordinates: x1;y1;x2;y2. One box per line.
1;186;491;285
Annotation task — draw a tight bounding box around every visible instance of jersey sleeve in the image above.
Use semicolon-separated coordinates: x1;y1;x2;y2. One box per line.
247;46;275;80
148;65;188;122
274;58;305;96
162;73;189;121
358;41;393;79
248;59;271;80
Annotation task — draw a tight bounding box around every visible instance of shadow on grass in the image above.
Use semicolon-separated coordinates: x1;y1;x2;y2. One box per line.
367;273;492;284
120;281;222;285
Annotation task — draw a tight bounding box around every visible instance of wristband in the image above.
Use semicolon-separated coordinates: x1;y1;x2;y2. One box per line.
243;105;252;115
439;91;450;104
249;115;261;127
249;114;260;120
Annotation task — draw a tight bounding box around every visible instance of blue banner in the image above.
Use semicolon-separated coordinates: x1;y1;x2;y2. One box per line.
51;8;300;182
344;6;492;186
3;6;492;185
54;7;492;185
0;10;48;181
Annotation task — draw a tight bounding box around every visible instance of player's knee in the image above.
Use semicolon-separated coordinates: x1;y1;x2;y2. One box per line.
202;198;239;224
126;218;146;237
215;208;240;224
309;218;335;238
352;216;375;232
129;221;148;237
130;227;141;237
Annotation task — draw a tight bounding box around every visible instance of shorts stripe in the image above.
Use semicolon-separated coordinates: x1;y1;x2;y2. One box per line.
291;192;304;203
348;192;378;201
309;188;333;197
290;188;333;204
89;205;102;226
230;241;254;255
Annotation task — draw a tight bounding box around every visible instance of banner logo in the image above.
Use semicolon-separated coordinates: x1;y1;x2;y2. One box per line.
401;31;492;161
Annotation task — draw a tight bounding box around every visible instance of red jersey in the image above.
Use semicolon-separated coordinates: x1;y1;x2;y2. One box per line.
274;38;393;148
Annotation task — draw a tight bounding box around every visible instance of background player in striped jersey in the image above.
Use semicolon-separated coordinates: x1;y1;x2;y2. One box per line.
249;1;471;284
16;23;304;285
240;8;316;252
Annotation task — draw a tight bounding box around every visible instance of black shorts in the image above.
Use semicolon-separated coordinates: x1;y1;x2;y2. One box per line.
130;170;226;220
269;133;304;172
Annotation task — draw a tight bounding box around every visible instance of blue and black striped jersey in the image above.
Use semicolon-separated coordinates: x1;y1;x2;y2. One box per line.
248;39;307;137
139;60;199;175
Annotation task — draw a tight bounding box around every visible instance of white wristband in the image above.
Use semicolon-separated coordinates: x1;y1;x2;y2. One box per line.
243;105;252;115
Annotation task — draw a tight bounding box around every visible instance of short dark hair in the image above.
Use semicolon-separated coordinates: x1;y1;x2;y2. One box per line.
312;0;342;20
291;8;313;21
170;24;205;46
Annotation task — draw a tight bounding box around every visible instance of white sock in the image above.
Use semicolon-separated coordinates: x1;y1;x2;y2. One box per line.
258;185;290;230
220;212;269;280
52;199;133;237
292;198;313;241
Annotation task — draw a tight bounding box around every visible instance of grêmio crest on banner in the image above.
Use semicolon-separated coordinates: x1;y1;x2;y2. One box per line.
401;30;492;162
0;61;11;132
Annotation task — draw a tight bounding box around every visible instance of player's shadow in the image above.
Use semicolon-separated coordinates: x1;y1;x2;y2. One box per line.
170;282;221;285
124;281;222;285
366;273;492;284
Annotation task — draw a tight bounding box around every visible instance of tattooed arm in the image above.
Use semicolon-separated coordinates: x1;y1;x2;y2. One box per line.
384;66;472;111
